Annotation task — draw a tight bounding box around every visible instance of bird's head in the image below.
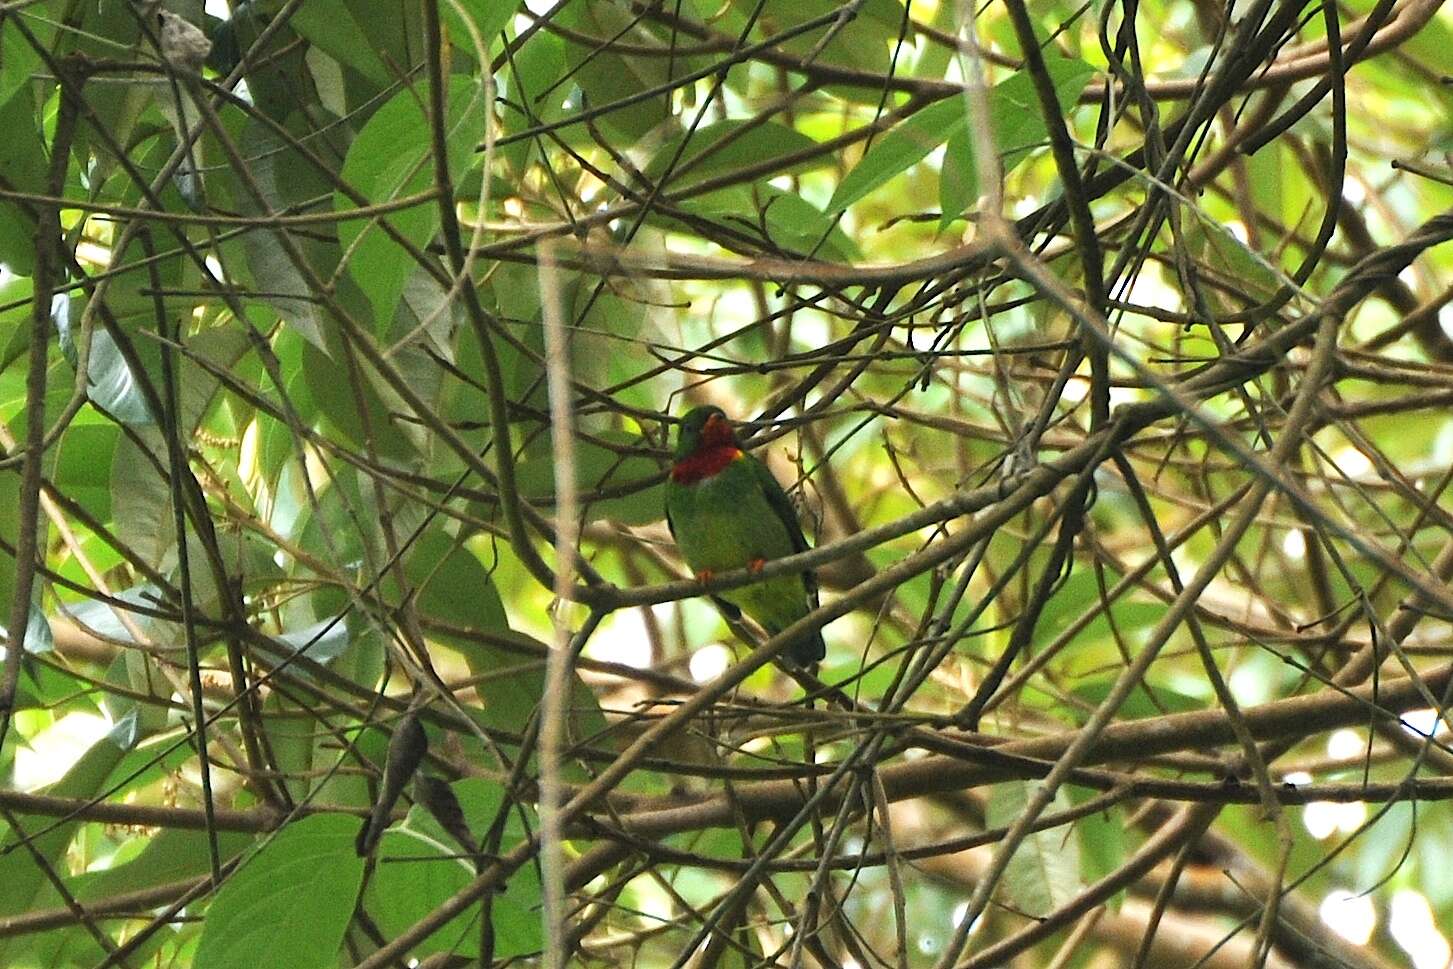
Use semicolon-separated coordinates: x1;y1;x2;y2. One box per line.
673;406;736;461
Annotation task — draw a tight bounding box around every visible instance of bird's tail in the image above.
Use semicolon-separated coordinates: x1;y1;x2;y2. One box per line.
783;628;825;667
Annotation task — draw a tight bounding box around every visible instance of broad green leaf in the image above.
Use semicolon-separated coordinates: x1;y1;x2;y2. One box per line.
452;777;543;958
829;98;966;214
287;0;391;87
83;330;156;425
0;717;136;966
940;56;1097;225
49;0;146;188
557;3;677;141
265;692;319;806
1416;802;1453;907
1354;800;1414;890
227;115;345;348
286;463;375;570
1072;676;1205;722
395;266;461;355
644;120;825;189
0;600;52;666
1066;786;1125;911
401;524;509;632
53;419;119;523
238;235;330;350
12;660;94;716
985;780;1082;918
752;189;859;261
442;0;522;60
938;125;977;230
699;0;907;103
671;186;859;263
367;825;483;958
830;58;1093;219
0;15;42;106
110;431;171;566
0;274;34;372
497;30;566;175
300;339;418;462
212;5;316;121
1038;566;1162;662
515;430;665;526
1184;217;1281;299
106;327;251;566
0;85;47;275
362;776;542;960
336;77;487;331
72;828;253;902
769;0;906;89
194;814;366;969
1245;139;1284;230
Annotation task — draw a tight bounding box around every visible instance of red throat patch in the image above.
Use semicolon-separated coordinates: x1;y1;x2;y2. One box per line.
671;446;742;485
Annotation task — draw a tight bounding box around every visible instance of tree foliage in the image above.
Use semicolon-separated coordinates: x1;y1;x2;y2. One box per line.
0;0;1451;966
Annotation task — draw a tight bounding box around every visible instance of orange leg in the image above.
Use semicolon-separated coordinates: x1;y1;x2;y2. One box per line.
747;557;767;575
695;569;715;585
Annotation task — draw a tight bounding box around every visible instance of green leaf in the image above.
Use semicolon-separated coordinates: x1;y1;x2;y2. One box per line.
442;0;522;60
515;430;665;526
336;77;487;331
53;419;118;523
451;778;543;958
362;775;542;960
557;3;675;141
497;31;566;175
760;190;859;261
829;98;966;214
672;186;859;263
105;327;251;567
940;56;1096;225
402;525;509;632
0;83;48;275
1067;786;1125;910
300;339;418;462
367;825;482;958
235;113;344;349
0;719;136;966
194;814;366;969
644;120;825;189
700;0;907;104
73;828;253;902
287;0;392;87
1038;565;1162;660
83;330;156;425
985;780;1082;919
1072;676;1205;721
937;125;977;231
830;58;1094;220
0;15;42;106
110;430;172;566
0;274;34;372
443;612;611;775
1184;217;1281;299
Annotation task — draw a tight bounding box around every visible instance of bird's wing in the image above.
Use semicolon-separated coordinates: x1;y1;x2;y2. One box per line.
665;482;742;620
745;453;818;600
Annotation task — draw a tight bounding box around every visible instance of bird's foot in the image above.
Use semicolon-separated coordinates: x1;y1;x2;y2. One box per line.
695;569;715;585
747;557;767;575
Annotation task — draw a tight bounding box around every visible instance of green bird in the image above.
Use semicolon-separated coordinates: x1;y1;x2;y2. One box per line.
664;406;826;666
